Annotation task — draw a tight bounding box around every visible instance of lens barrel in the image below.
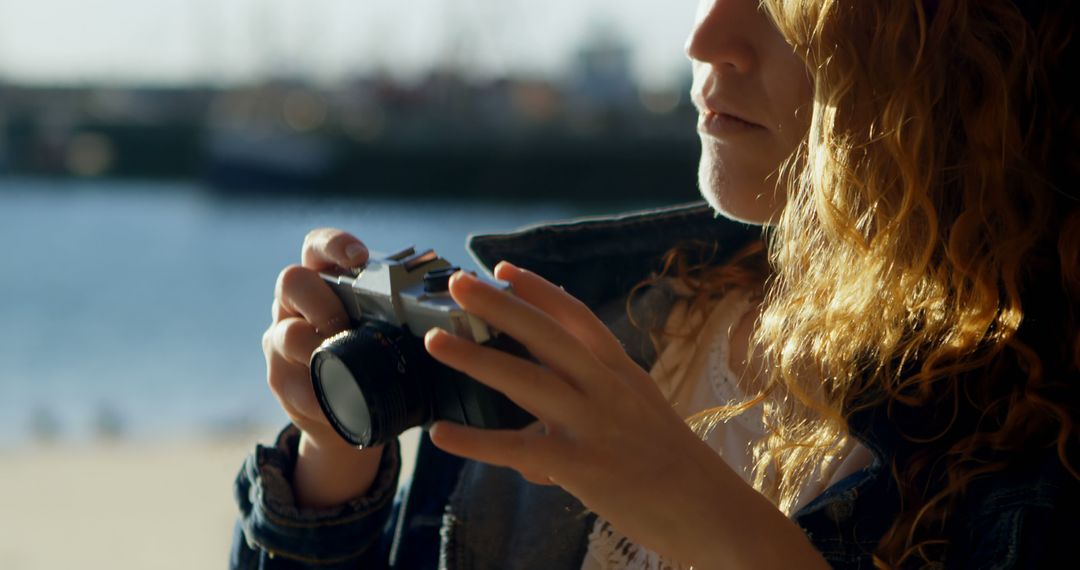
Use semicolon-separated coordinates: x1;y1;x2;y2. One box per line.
310;321;430;447
311;320;537;448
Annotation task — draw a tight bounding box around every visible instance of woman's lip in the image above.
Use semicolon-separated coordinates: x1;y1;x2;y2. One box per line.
698;111;766;137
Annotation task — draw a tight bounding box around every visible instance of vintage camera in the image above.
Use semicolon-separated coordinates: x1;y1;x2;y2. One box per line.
310;245;535;448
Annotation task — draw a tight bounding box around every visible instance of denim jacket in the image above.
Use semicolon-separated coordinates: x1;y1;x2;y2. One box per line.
232;202;1080;569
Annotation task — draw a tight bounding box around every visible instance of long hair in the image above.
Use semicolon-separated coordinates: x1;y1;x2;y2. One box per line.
646;1;1079;566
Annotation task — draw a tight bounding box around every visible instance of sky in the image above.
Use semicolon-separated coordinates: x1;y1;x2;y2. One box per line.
0;0;697;88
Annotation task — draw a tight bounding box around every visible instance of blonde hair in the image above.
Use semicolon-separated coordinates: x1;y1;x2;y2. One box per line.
641;1;1080;566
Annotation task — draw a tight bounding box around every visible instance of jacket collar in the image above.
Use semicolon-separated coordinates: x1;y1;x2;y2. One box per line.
466;201;762;310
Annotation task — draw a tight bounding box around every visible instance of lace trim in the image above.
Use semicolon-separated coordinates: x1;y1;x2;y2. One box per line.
704;288;764;433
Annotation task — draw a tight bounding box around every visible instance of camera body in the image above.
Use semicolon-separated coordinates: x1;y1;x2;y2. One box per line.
310;245;534;447
320;245;500;345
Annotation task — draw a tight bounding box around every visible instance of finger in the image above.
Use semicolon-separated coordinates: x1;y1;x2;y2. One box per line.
447;271;614;394
275;264;351;335
301;228;369;270
269;316;324;366
506;423;557;486
494;261;631;374
494;261;664;400
429;421;557;477
266;350;324;422
424;328;582;424
272;299;298;322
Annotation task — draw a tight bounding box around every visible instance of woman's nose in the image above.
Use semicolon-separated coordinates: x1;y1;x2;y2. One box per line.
684;0;756;74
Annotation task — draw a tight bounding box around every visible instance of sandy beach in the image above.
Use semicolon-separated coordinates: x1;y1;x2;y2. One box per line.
0;429;420;570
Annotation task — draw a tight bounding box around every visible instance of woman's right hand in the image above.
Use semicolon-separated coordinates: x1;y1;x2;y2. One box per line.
262;228;386;508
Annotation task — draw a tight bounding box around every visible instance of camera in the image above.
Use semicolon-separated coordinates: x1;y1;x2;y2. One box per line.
310;245;535;448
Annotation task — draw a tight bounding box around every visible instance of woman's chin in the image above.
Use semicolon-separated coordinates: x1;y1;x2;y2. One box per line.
699;187;776;227
698;163;783;226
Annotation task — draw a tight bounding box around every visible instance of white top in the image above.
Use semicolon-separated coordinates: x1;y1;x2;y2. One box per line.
580;287;872;570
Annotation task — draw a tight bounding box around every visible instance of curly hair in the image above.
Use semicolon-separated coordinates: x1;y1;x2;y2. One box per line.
641;1;1080;566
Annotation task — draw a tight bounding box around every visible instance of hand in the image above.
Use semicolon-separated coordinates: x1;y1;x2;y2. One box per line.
423;262;826;569
262;228;384;508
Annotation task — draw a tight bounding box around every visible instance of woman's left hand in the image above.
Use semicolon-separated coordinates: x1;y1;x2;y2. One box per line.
423;261;762;566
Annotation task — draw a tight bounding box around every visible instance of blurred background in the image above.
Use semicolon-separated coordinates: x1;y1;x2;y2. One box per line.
0;1;702;567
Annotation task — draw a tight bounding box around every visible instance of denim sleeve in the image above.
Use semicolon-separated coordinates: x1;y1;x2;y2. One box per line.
953;466;1080;569
959;502;1080;569
230;424;402;569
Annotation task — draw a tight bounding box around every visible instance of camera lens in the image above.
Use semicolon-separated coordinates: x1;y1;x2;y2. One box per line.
311;356;372;442
310;322;430;447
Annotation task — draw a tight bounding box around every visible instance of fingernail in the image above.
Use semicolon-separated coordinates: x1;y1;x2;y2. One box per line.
495;260;520;276
450;270;474;286
345;243;368;264
429;421;457;441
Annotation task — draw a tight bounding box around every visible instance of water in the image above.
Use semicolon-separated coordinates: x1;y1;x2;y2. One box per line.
0;178;667;446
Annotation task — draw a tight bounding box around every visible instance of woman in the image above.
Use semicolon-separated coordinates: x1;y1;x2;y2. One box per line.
232;0;1080;567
